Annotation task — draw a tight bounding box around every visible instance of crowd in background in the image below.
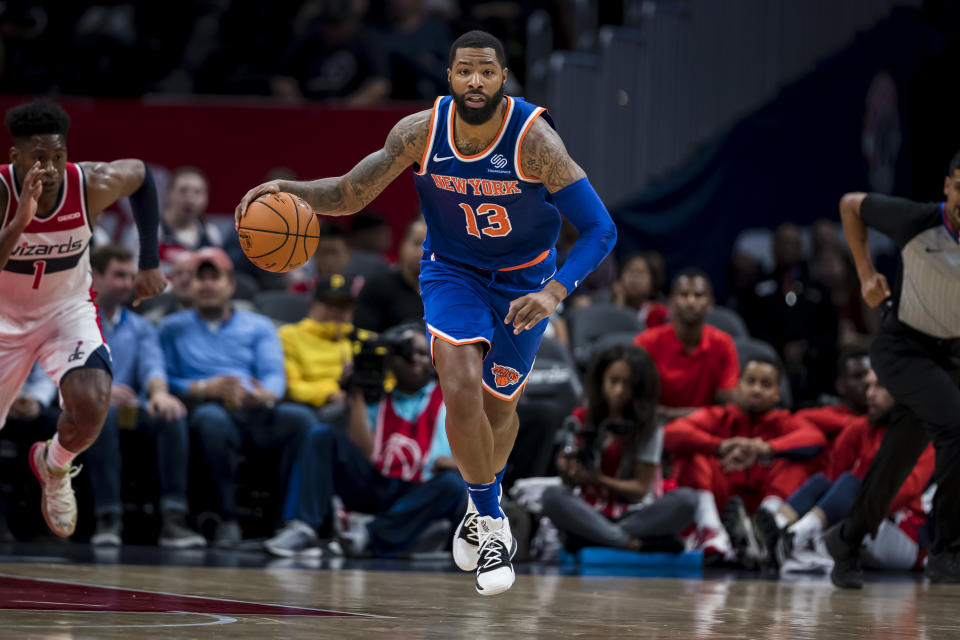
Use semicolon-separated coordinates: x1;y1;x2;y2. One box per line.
0;0;633;101
1;159;934;579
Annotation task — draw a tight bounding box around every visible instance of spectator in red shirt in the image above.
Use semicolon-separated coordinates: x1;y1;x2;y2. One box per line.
611;253;669;330
634;268;739;421
795;347;872;470
665;356;826;565
760;369;935;573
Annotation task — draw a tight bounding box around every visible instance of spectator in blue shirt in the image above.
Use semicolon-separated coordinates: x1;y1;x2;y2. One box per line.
266;323;465;558
84;246;204;549
158;247;315;548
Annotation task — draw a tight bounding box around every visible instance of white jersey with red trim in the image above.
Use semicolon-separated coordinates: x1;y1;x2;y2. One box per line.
0;162;93;332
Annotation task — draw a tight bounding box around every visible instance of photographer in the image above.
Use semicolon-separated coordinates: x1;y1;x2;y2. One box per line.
541;345;697;552
279;274;361;408
266;322;466;557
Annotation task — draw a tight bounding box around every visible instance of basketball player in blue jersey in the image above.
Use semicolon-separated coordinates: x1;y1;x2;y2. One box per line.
0;100;166;539
236;31;616;595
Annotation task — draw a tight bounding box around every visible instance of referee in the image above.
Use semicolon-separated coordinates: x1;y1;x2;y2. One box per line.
827;152;960;588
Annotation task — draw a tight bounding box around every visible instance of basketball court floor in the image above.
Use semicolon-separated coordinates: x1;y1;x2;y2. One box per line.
0;543;955;638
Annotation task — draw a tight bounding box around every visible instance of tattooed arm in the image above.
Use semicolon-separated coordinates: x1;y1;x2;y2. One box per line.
518;118;587;194
235;110;431;227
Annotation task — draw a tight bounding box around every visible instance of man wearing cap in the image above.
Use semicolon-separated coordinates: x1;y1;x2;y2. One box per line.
84;245;204;548
279;274;361;409
158;247;317;548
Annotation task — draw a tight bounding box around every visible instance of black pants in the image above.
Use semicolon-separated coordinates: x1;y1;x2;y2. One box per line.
846;319;960;553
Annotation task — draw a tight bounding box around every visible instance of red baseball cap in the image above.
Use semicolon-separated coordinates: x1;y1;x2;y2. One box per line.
192;247;234;274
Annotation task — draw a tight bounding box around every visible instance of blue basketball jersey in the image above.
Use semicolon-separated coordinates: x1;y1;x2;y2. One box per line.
413;95;561;271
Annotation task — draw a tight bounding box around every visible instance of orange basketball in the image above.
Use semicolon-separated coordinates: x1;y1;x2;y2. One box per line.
237;192;319;273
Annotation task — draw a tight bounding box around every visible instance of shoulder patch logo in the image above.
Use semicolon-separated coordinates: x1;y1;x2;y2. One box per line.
490;154;508;169
490;362;521;388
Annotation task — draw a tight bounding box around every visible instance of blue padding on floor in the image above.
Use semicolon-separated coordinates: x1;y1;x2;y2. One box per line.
559;548;703;568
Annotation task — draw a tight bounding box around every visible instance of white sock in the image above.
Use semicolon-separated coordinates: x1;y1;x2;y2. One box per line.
695;490;723;531
774;512;791;530
46;433;77;469
788;512;824;547
759;495;784;516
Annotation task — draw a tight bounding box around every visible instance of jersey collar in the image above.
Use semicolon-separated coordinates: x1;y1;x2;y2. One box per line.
941;203;959;244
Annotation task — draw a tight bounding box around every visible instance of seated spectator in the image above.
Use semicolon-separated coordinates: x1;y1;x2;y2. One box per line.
140;250;195;324
739;222;837;402
346;211;392;280
354;218;426;333
665;357;826;565
761;369;935;573
279;274;358;408
290;223;353;294
541;345;697;552
125;167;222;271
634;268;739;421
382;0;452;100
158;248;315;547
270;0;391;104
609;253;668;330
795;348;871;467
84;246;204;548
265;323;465;557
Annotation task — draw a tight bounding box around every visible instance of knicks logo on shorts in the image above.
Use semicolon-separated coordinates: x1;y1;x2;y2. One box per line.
490;362;521;388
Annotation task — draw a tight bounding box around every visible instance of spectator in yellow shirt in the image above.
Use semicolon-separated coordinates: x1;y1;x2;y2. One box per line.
280;274;360;407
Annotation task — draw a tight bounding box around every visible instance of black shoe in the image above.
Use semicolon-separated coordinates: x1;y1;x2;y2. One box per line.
721;496;766;570
774;529;796;570
752;508;781;568
824;523;863;589
91;513;122;546
925;549;960;584
213;520;242;549
159;513;206;549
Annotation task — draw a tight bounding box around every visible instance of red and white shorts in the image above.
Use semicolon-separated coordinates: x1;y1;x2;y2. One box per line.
0;299;110;427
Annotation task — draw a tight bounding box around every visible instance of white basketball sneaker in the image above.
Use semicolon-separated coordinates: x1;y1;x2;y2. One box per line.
29;440;81;538
453;496;481;571
475;515;517;596
454;486;513;571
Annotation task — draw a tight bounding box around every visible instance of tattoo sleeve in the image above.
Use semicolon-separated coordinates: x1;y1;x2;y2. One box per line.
519;119;587;193
295;110;431;215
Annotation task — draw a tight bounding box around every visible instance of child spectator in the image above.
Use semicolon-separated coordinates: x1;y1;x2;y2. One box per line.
541;345;697;552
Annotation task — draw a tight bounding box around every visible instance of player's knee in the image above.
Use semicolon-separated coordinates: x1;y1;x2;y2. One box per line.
61;370;111;431
438;374;482;417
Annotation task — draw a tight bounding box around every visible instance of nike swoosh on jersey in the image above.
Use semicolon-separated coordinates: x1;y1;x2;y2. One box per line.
433;154;454;162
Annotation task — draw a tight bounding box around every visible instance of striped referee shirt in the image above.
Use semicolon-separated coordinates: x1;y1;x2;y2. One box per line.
862;194;960;338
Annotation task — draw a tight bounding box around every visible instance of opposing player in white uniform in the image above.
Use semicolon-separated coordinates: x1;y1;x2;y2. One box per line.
0;100;166;537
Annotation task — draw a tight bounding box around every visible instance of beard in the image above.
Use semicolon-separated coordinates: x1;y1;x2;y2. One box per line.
450;83;505;126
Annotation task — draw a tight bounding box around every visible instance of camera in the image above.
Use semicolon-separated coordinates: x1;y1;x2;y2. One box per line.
344;332;416;403
564;417;634;470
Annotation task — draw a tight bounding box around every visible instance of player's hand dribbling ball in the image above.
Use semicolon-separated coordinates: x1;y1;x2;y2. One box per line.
237;192;319;273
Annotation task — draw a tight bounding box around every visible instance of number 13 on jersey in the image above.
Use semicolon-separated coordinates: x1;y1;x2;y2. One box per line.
459;203;512;239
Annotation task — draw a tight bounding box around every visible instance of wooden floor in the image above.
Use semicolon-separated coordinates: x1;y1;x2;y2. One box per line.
0;558;957;639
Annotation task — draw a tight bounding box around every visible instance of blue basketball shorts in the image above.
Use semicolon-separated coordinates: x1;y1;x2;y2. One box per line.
419;251;555;401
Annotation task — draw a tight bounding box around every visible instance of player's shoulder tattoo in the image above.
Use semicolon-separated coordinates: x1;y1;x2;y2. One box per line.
388;109;433;164
519;117;587;192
